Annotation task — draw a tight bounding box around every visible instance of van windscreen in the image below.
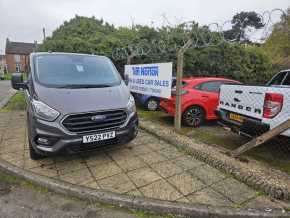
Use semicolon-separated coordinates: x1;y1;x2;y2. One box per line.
35;54;121;88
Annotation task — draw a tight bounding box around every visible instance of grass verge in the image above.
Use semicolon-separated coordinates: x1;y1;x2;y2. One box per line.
3;73;12;80
0;91;26;112
0;169;175;218
0;171;48;193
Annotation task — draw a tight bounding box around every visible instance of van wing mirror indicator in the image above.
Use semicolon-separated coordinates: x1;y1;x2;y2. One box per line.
124;74;129;86
11;73;27;90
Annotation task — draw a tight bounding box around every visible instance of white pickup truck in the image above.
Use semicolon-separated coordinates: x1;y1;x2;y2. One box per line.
217;70;290;138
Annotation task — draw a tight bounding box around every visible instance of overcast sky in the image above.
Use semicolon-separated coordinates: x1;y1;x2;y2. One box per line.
0;0;289;53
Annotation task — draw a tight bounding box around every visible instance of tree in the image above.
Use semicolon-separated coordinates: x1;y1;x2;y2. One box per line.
184;44;272;84
224;11;264;43
263;8;290;71
40;15;272;83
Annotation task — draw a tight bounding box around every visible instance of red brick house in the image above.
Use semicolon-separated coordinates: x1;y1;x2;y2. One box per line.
5;38;38;73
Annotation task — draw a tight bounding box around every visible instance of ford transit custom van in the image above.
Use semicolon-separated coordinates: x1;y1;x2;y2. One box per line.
11;52;138;159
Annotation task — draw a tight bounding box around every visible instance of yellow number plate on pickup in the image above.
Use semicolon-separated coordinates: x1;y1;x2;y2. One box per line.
229;113;244;123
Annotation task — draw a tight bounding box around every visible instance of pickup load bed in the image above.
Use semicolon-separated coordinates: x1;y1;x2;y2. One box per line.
217;70;290;138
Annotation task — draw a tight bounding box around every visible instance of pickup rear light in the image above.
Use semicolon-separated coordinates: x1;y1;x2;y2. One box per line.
263;93;283;118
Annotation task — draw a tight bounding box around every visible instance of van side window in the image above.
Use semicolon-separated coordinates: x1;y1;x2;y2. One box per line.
269;72;287;86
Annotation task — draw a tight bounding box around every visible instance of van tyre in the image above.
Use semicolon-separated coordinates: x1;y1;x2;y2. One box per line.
29;139;44;160
182;106;205;127
145;98;159;111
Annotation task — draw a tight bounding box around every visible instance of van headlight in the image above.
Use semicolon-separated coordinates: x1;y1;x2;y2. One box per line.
32;99;60;121
127;95;136;115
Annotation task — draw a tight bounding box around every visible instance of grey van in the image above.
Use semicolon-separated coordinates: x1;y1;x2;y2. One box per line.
11;52;138;160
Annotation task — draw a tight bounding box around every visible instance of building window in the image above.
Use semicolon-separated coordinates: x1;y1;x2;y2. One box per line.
14;55;21;63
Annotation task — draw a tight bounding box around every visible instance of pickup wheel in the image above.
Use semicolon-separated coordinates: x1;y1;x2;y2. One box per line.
145;98;159;111
182;106;205;127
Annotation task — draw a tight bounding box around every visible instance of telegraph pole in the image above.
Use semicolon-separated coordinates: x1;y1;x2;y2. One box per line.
43;28;46;41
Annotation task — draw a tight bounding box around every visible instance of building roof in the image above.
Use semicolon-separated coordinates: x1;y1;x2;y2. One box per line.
5;40;38;55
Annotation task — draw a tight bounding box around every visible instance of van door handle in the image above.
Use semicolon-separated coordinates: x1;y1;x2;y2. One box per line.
202;95;209;98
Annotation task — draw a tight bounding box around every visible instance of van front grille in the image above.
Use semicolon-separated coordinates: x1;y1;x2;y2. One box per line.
62;110;127;133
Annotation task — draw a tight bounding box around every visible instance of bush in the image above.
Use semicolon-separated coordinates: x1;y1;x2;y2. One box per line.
184;44;272;84
40;16;273;84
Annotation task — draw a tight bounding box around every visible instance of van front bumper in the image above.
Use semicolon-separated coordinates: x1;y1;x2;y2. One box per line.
29;112;138;155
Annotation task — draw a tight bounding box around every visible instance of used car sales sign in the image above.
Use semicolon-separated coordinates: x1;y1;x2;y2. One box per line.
125;62;172;99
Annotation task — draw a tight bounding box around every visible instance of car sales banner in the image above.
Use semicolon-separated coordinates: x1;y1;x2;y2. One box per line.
125;62;173;99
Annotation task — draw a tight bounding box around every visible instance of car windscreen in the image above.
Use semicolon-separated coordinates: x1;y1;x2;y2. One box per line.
35;54;121;88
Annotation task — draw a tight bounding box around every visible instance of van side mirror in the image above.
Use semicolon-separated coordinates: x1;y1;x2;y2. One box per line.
11;73;27;90
124;74;129;86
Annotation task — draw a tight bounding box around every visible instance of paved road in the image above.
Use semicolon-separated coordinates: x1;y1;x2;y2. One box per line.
0;110;285;210
0;180;142;218
0;81;15;108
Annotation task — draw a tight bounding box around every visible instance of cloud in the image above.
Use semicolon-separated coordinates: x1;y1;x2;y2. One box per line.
0;0;289;53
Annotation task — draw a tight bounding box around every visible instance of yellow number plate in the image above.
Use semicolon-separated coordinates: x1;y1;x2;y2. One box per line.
229;113;244;123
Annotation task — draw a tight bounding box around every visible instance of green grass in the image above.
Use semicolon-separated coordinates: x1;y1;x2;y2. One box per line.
3;73;12;80
2;72;28;81
0;91;26;112
137;105;245;146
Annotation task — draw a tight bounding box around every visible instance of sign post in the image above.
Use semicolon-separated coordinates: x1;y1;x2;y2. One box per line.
174;39;193;131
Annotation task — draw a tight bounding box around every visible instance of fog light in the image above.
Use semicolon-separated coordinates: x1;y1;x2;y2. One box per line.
37;137;49;144
36;137;56;146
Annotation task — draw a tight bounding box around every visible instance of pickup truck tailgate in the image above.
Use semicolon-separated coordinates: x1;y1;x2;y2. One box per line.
219;85;266;119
